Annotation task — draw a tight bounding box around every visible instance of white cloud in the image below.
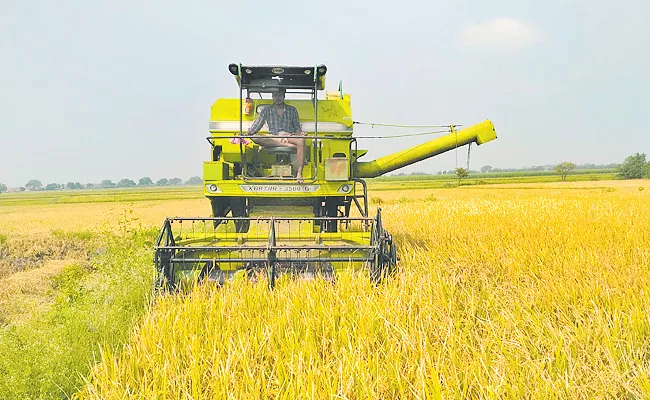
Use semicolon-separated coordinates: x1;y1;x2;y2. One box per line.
459;18;542;49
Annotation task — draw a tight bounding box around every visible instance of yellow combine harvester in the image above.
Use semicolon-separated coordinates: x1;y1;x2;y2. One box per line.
154;63;497;290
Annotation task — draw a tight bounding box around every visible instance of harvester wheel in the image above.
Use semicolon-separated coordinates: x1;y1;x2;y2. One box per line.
154;249;177;292
323;199;340;233
152;266;166;296
245;262;267;283
197;262;211;285
389;240;397;273
163;263;176;291
231;198;250;233
210;198;231;229
370;231;396;284
370;252;383;284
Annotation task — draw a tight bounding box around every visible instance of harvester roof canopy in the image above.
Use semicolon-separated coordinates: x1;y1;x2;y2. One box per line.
228;63;327;93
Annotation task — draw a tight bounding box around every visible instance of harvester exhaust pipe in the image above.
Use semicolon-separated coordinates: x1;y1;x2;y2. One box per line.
354;120;497;178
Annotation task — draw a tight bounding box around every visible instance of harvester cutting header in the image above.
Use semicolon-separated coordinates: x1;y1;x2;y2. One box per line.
154;63;497;290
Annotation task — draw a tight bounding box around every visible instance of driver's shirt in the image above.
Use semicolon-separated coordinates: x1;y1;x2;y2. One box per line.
247;104;301;135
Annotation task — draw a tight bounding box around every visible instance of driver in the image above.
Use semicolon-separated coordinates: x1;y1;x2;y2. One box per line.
246;88;306;181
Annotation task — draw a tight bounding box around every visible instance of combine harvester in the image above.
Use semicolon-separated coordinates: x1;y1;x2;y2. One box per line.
154;64;497;290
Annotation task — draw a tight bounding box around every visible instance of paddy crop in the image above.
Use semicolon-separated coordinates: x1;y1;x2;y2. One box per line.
74;181;650;399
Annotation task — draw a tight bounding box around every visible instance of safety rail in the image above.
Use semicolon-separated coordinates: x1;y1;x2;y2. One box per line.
205;134;358;184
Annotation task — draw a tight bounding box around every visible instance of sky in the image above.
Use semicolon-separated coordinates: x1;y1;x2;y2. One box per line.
1;0;649;187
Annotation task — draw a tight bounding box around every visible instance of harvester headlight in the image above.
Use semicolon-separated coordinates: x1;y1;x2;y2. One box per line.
338;184;351;193
206;184;221;193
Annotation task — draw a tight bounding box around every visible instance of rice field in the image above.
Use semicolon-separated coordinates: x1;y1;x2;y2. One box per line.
1;180;649;398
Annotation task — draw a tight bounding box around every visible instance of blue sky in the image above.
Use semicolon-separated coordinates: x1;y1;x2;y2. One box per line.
1;0;648;186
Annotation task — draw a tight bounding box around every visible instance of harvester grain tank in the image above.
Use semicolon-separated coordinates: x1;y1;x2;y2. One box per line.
154;64;497;290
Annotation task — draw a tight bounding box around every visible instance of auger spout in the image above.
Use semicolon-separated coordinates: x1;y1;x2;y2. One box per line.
354;120;497;178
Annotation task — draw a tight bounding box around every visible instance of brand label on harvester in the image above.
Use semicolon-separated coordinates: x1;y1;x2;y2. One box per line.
239;184;320;193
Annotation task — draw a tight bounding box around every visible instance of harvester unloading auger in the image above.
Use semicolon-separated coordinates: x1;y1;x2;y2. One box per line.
154;64;497;290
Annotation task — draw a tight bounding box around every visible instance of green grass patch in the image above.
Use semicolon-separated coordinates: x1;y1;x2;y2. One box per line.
0;229;157;399
372;169;617;181
367;172;618;191
0;186;203;207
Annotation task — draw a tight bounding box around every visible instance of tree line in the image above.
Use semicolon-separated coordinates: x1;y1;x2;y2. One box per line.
475;153;649;182
1;153;649;193
0;176;203;192
392;153;650;182
397;162;621;176
558;153;650;181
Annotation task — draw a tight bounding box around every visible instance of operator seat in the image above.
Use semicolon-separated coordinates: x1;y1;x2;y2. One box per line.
264;146;296;155
264;145;297;170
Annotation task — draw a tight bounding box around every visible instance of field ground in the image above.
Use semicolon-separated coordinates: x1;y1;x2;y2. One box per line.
0;260;71;326
0;178;648;398
0;176;637;236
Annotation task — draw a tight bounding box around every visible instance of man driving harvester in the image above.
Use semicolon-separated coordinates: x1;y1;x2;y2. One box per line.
246;88;306;181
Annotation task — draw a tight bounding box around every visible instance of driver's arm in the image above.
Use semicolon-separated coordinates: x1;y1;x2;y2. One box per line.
246;106;267;135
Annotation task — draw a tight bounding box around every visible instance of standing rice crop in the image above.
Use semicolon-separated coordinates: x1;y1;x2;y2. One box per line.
79;187;650;399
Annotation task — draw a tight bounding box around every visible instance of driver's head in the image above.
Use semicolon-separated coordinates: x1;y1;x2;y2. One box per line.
272;88;286;105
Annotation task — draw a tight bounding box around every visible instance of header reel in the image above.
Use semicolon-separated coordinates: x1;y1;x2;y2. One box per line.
154;209;396;291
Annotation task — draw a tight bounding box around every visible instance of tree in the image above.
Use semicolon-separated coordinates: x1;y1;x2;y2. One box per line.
25;179;43;191
138;177;153;186
73;182;82;189
66;182;76;190
0;183;7;193
85;183;95;189
156;178;169;186
117;179;137;188
554;162;577;181
185;176;202;185
100;180;115;188
481;165;493;173
455;167;469;183
169;178;183;185
618;153;649;179
45;183;60;190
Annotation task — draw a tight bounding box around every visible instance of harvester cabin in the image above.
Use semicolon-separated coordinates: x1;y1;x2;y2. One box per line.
206;65;356;182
